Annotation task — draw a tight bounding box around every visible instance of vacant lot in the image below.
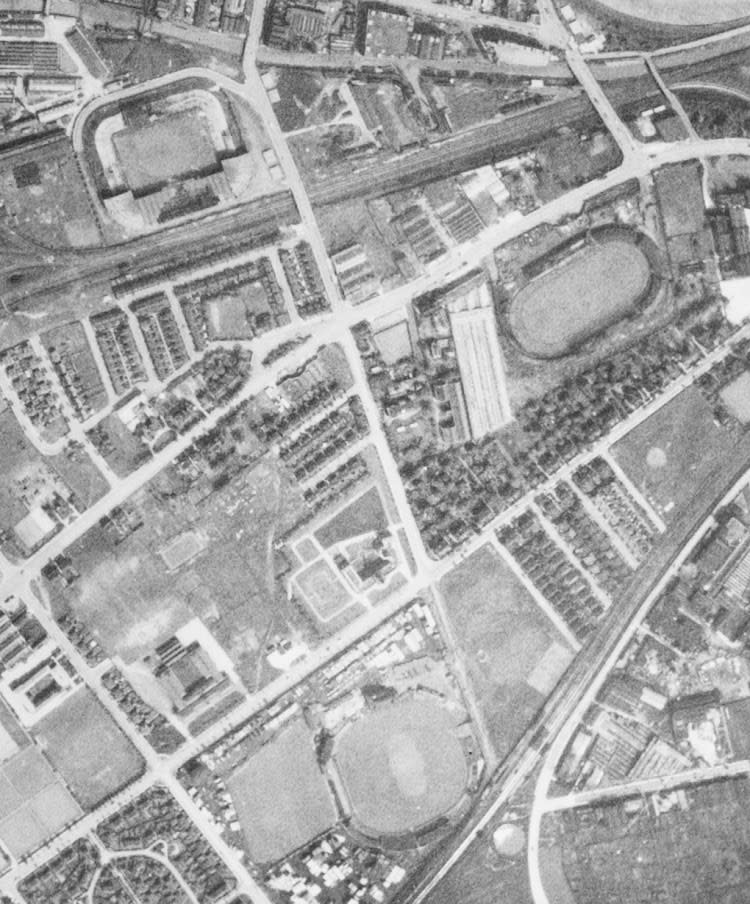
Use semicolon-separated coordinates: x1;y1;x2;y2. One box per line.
439;544;574;760
205;284;275;341
613;386;737;523
314;486;387;548
226;720;336;864
654;161;706;237
0;133;101;248
553;777;750;904
49;458;308;688
425;824;534;904
33;688;144;810
268;68;348;133
113;113;218;193
333;695;468;836
0;407;108;556
508;239;651;358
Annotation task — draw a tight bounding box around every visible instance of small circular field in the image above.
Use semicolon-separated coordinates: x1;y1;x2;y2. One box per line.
333;696;468;837
508;237;652;359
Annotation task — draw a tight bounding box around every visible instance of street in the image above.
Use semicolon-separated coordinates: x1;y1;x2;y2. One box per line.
3;4;750;903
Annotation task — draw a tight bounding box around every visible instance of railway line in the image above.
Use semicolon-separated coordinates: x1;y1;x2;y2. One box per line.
403;431;750;904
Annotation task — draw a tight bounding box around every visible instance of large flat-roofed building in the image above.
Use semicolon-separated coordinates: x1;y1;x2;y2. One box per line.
446;274;512;440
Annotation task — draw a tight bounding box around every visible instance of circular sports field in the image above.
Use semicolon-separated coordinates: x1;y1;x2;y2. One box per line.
508;238;652;359
586;0;749;25
333;696;468;836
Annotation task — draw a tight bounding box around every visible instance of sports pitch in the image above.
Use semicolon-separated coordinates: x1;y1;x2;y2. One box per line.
294;558;354;622
112;113;218;193
0;746;81;859
612;386;736;524
226;720;336;863
508;239;651;358
333;696;468;836
33;688;144;811
439;544;573;760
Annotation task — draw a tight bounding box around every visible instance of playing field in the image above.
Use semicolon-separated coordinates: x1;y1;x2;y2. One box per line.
439;544;574;759
112;112;218;193
586;0;749;25
294;558;354;622
226;720;336;863
160;530;203;571
508;239;651;358
333;695;468;836
33;688;144;810
0;745;81;859
612;386;737;524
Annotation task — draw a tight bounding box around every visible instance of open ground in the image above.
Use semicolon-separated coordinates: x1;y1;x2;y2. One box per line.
32;688;143;811
547;776;750;904
333;695;469;836
508;238;652;359
439;544;574;760
612;386;738;524
0;406;109;556
0;733;82;860
225;719;336;864
424;817;534;904
314;485;388;548
0;134;101;248
46;457;309;688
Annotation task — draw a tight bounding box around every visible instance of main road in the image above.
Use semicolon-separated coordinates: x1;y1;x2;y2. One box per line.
3;31;749;316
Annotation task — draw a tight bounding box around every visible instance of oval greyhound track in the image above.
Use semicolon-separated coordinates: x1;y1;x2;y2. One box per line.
508;233;653;360
332;695;469;837
582;0;750;26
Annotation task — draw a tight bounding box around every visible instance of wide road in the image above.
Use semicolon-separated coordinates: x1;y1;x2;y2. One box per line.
402;429;750;904
0;40;735;312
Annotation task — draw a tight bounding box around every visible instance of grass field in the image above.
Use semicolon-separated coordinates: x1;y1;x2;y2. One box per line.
314;486;387;548
653;162;706;238
333;695;468;836
587;0;750;25
508;239;651;358
49;458;308;688
0;745;81;859
612;386;737;523
425;827;534;904
226;720;336;864
33;688;143;810
113;113;218;193
439;544;574;760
